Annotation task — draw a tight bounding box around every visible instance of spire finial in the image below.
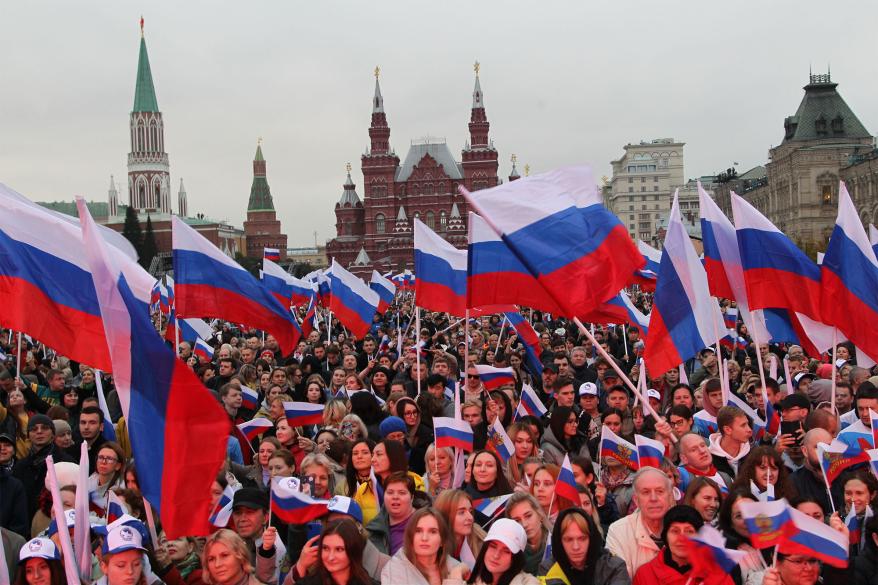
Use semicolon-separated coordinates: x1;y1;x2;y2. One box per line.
511;154;517;164
140;15;144;37
374;66;380;79
345;162;352;173
524;164;530;177
473;60;480;77
257;136;263;146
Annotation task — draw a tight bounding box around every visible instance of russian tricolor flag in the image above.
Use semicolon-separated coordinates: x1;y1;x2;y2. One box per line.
634;434;665;469
328;260;379;338
555;454;580;503
590;291;650;337
106;490;127;524
270;477;328;524
434;417;474;452
474;365;515;391
632;240;661;291
414;219;468;316
780;505;848;567
172;217;301;354
237;418;274;442
283;401;324;427
462;166;644;319
209;484;237;528
467;212;564;314
737;499;797;549
732;192;822;322
517;383;548;418
261;258;295;308
699;185;771;343
193;338;214;362
644;194;726;376
685;525;746;575
818;438;869;484
723;307;738;330
95;373;117;443
75;198;229;538
600;426;639;472
487;419;514;462
821;182;878;363
473;494;512;518
0;184;154;372
369;270;396;314
263;248;281;262
504;311;544;377
240;386;260;411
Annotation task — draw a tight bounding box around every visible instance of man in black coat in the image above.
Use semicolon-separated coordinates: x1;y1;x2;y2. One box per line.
12;414;75;520
0;433;28;538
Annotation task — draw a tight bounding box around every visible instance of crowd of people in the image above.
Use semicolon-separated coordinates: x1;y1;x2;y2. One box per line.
0;292;875;585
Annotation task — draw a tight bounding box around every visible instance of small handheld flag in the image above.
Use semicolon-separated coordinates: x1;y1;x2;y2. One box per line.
237;418;274;442
270;477;328;524
780;505;848;568
486;418;514;462
433;417;474;452
634;434;665;469
240;386;259;411
472;494;513;518
599;426;639;472
263;248;280;262
517;383;548;418
555;454;580;503
685;525;746;577
474;365;515;391
283;401;325;427
737;499;797;549
194;338;214;362
209;485;238;528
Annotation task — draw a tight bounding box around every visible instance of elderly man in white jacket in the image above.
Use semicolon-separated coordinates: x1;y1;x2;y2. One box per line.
605;467;675;577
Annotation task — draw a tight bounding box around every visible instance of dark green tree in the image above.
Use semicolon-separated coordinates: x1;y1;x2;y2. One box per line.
141;215;158;270
234;253;261;277
122;206;143;259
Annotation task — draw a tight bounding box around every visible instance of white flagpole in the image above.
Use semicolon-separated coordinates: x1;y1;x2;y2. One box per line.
15;331;22;380
415;305;422;396
831;328;838;414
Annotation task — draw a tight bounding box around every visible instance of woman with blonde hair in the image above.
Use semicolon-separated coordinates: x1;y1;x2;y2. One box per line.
380;507;469;585
434;489;486;565
202;529;266;585
423;444;456;498
503;423;539;487
323;399;348;431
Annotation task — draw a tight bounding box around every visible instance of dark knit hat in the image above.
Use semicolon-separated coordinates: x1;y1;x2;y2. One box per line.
27;414;54;433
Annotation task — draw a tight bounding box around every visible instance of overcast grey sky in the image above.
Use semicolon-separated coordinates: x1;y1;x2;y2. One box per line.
3;1;876;246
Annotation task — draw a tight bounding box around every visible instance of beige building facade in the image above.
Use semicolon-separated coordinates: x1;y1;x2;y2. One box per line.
608;138;686;243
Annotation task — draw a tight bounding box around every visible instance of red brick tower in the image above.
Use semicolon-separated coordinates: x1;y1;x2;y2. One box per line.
461;61;499;194
243;141;288;259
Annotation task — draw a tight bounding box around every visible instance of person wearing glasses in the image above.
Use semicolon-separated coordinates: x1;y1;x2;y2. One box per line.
394;398;431;476
90;441;126;501
761;555;821;585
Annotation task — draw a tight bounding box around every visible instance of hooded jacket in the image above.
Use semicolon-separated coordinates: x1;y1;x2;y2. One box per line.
707;432;750;478
540;508;628;585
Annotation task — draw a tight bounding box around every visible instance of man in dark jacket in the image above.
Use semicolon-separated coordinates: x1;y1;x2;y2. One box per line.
12;414;75;519
790;427;840;514
0;433;28;538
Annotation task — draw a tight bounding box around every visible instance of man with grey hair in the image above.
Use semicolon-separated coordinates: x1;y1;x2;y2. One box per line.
849;367;870;393
790;427;836;514
605;466;675;577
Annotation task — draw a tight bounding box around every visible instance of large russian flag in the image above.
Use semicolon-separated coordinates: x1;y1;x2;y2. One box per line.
467;212;564;314
0;184;154;371
172;217;301;354
821;182;878;363
731;192;822;322
261;258;295;308
414;219;468;316
699;185;770;343
644;194;726;375
328;260;379;338
504;311;544;377
75;199;229;539
462;166;644;318
370;270;397;314
474;365;515;390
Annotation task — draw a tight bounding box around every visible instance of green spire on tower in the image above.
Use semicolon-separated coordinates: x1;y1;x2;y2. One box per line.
248;140;275;211
133;20;159;113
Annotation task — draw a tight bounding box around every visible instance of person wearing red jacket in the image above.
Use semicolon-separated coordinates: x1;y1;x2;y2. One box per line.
633;505;734;585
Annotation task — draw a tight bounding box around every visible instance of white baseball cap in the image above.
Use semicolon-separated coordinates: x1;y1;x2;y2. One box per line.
46;509;76;537
578;382;598;397
102;524;146;555
646;389;661;401
19;538;60;563
484;518;527;554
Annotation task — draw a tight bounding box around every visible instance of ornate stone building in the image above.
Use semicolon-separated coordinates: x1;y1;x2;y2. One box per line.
327;65;517;274
713;73;874;245
243;143;288;259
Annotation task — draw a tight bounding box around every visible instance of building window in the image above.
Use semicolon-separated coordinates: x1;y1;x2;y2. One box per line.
654;186;659;192
628;187;633;193
375;213;385;234
629;214;635;220
822;185;833;204
628;205;634;211
426;211;435;230
440;211;447;229
628;178;633;183
641;187;646;192
654;177;658;182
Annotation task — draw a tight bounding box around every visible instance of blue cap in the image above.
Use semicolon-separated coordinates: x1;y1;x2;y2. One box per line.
326;495;363;524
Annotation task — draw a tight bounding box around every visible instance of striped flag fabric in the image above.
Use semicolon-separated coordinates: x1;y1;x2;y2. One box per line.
517;383;548;418
263;248;280;262
600;426;639;472
270;477;329;524
474;364;515;391
240;386;259;411
737;499;797;549
555;454;580;503
473;493;513;518
433;417;474;452
634;434;665;469
685;525;747;575
283;401;325;427
209;484;238;528
237;418;274;442
780;505;848;567
193;338;214;362
486;418;514;462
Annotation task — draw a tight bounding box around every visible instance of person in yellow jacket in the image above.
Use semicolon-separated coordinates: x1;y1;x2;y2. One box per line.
354;437;423;525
